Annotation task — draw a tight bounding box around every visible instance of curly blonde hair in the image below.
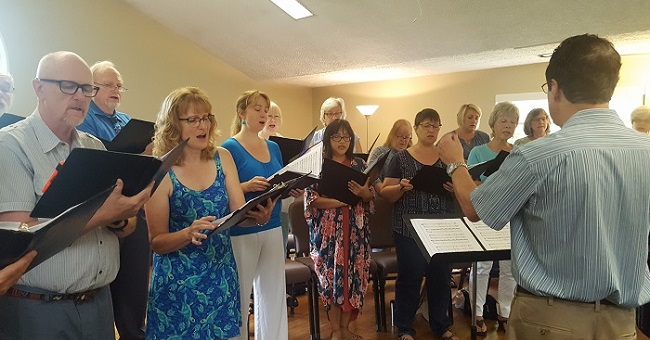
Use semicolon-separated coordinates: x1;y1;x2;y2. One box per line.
152;87;220;164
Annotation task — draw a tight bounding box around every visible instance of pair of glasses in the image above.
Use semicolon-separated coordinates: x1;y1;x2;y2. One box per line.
39;79;99;97
0;86;14;94
541;83;549;94
95;82;128;93
418;123;442;130
179;114;214;127
331;135;351;142
395;135;412;141
324;112;343;118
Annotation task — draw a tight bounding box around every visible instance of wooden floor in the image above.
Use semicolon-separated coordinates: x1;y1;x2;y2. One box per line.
274;277;650;340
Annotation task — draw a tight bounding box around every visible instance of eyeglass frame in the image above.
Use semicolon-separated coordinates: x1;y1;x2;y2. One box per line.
395;134;412;141
324;111;343;118
417;123;442;130
38;78;99;97
95;82;128;93
178;114;215;127
541;82;549;94
330;134;352;142
0;86;15;94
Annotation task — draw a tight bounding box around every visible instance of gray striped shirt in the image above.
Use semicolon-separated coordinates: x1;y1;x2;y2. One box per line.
0;110;120;293
471;108;650;308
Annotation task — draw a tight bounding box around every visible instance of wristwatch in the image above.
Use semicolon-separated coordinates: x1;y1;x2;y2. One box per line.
446;162;468;176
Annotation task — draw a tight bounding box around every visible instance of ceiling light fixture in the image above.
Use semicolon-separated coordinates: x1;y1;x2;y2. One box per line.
270;0;313;20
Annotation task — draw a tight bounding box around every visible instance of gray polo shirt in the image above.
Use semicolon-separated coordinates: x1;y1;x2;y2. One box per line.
0;109;119;293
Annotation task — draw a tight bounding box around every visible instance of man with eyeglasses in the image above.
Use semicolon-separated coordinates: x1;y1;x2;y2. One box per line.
439;34;650;338
0;51;152;339
76;60;150;340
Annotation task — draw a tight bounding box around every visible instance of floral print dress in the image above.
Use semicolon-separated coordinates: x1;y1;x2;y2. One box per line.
146;155;240;340
304;157;373;319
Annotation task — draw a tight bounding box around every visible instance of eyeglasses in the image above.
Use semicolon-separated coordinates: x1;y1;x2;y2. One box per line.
330;135;352;142
178;114;214;127
0;86;14;94
324;111;343;118
418;123;442;130
39;79;99;97
95;82;128;93
541;83;549;94
395;135;412;141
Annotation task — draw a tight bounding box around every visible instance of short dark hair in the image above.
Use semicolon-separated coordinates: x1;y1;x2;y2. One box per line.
414;108;441;127
323;119;355;160
545;34;621;104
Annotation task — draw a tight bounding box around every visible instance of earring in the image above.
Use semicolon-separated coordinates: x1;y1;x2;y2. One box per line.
241;119;247;126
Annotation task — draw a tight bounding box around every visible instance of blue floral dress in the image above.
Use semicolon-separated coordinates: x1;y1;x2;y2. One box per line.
146;156;241;340
304;157;373;319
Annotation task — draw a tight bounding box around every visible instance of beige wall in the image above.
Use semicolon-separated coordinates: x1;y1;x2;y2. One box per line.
0;0;313;142
313;55;650;149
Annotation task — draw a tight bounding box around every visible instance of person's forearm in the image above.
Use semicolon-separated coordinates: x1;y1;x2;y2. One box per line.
381;184;405;203
451;167;480;221
107;217;137;238
151;229;193;254
309;197;346;209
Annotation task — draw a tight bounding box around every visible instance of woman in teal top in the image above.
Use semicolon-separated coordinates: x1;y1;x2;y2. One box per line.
466;102;519;335
221;90;287;340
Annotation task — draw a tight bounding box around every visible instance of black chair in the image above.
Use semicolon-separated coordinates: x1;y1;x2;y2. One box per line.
368;196;398;332
288;199;321;340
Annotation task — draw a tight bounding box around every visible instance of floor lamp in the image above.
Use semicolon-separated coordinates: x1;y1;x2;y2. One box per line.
356;105;379;151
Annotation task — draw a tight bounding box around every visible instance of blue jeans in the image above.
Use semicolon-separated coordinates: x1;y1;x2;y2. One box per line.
393;232;452;337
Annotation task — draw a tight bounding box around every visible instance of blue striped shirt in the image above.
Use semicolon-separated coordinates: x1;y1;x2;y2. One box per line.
471;108;650;308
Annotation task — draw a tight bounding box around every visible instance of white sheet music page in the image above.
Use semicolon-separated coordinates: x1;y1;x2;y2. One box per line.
410;218;484;257
462;218;511;251
272;142;323;178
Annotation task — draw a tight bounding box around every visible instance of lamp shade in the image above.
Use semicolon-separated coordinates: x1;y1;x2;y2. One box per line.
356;105;379;116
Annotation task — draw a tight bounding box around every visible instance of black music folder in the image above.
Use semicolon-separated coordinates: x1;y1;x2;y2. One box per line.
208;179;297;236
30;140;188;218
99;118;155;154
403;214;511;264
319;153;388;206
0;113;25;129
0;186;113;271
409;165;453;199
468;150;509;180
267;171;319;198
270;126;317;166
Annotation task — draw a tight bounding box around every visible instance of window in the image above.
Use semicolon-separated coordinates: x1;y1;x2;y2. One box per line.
496;86;644;143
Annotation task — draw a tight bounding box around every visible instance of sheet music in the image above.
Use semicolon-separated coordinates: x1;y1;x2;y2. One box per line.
275;142;323;176
410;218;484;257
463;218;511;251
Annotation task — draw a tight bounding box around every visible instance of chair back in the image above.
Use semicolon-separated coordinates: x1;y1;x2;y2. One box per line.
369;196;395;249
289;198;310;257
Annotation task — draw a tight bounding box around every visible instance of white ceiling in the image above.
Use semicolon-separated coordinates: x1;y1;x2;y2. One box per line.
122;0;650;87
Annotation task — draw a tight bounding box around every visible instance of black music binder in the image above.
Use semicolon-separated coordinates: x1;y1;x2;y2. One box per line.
270;126;317;166
409;165;453;199
318;153;388;206
468;150;509;180
353;133;380;161
0;113;25;129
99;118;155;154
31;140;188;218
0;186;113;271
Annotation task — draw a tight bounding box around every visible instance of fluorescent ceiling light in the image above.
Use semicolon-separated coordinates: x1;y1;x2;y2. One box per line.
270;0;313;20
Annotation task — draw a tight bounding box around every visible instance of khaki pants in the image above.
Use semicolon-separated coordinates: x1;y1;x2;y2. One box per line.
507;291;636;340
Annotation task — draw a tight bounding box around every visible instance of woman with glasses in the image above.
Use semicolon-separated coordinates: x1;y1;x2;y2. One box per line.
312;97;364;152
145;87;273;339
381;109;458;340
452;104;490;160
221;90;286;340
367;119;413;194
304;119;374;340
466;102;519;335
514;108;551;146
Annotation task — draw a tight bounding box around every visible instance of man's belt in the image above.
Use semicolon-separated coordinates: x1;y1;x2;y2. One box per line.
516;285;615;306
4;287;100;303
